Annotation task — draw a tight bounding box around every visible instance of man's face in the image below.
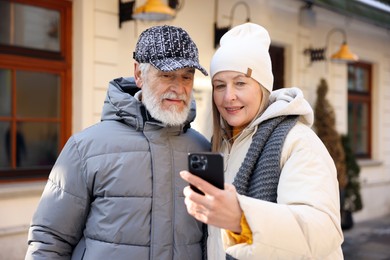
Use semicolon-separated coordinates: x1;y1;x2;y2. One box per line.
138;65;195;126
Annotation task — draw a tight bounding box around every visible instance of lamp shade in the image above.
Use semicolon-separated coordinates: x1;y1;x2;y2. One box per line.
133;0;175;21
330;42;358;62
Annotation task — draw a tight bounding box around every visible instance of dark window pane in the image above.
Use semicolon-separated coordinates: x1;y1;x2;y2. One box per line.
0;1;60;52
348;101;369;156
347;66;355;90
355;67;369;92
348;65;369;92
18;122;59;168
15;123;27;167
0;69;12;116
16;70;60;118
0;1;11;46
347;102;353;127
270;45;285;90
0;122;11;169
356;103;368;154
348;102;357;152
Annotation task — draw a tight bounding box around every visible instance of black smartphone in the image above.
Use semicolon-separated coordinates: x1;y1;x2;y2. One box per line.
187;152;224;195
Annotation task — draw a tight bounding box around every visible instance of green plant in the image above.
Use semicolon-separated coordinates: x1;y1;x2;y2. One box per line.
314;78;347;189
341;135;363;212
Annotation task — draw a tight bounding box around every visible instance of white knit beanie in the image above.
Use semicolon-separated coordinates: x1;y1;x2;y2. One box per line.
210;23;274;92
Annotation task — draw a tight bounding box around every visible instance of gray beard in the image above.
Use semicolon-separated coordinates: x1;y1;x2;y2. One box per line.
141;83;191;126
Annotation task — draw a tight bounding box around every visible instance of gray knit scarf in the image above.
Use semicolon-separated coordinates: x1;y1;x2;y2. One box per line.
225;115;299;260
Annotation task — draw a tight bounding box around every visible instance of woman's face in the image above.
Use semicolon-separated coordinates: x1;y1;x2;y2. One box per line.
212;71;263;129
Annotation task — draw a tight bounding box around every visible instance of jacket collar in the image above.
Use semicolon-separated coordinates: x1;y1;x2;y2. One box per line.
101;77;194;133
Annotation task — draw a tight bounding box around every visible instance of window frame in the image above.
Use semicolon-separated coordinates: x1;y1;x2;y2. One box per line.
0;0;72;182
347;61;372;159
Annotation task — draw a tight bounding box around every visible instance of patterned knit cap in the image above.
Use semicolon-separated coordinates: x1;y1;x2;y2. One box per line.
133;25;208;76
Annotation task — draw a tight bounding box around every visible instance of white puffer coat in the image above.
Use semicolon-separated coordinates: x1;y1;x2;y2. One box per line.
208;87;343;259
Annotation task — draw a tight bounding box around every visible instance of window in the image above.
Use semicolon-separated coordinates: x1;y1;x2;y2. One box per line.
347;62;372;158
270;45;285;90
0;0;72;181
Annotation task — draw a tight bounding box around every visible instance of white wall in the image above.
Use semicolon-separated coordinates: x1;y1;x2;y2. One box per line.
0;182;44;260
1;0;389;259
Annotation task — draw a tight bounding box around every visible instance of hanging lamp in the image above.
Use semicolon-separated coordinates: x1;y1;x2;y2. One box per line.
132;0;175;21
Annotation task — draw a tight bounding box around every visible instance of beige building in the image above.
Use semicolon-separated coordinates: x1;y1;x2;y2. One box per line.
0;0;389;259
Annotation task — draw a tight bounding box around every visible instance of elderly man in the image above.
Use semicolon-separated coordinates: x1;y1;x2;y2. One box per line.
26;25;210;260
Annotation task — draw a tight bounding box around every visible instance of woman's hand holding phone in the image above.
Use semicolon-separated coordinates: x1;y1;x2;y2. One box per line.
180;154;242;232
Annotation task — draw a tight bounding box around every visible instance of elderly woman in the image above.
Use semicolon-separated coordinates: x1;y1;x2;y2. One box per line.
181;23;343;260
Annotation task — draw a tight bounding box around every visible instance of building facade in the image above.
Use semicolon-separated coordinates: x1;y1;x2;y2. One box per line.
0;0;389;259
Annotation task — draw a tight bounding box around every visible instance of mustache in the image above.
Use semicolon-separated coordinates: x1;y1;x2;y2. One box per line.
161;92;188;102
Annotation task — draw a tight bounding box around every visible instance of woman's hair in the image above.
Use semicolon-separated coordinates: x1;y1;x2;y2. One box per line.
211;83;271;152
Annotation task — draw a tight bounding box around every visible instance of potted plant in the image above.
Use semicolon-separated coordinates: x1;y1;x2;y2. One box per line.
314;78;363;230
340;134;363;230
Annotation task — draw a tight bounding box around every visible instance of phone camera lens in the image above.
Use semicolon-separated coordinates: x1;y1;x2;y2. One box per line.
190;154;208;171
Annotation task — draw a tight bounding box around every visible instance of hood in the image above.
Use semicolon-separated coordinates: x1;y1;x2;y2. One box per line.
101;77;197;131
251;87;314;128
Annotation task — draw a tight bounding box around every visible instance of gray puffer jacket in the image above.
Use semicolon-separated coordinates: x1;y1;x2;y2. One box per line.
26;77;210;260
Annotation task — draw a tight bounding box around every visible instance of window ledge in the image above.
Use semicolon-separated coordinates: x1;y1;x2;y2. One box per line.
0;224;29;237
0;181;45;199
358;159;382;167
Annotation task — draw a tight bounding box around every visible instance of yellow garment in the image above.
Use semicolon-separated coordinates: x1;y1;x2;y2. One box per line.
226;214;253;244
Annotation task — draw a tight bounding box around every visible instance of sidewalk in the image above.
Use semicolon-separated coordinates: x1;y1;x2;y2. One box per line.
342;214;390;260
